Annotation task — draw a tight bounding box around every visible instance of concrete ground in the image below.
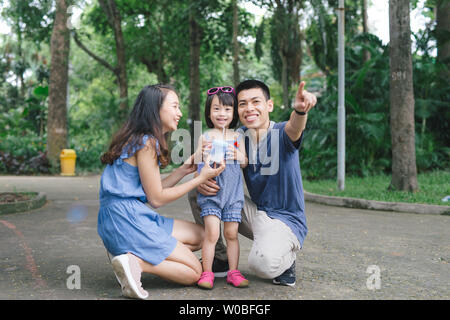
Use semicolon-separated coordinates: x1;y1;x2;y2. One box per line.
0;175;449;300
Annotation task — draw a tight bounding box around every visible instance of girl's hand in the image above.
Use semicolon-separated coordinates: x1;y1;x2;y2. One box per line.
199;154;226;181
226;145;246;164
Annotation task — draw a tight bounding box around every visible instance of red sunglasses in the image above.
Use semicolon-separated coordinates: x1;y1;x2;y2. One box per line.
206;86;235;96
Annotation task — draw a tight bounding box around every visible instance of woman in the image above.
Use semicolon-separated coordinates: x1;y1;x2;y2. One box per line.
98;84;225;299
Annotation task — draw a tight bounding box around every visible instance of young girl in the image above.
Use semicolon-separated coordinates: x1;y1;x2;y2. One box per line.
196;86;249;289
98;84;225;299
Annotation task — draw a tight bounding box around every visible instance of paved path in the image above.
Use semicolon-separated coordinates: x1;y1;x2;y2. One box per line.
0;175;449;300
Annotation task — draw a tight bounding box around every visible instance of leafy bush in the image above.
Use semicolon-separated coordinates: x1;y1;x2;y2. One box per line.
0;84;51;175
0;132;50;174
301;33;449;180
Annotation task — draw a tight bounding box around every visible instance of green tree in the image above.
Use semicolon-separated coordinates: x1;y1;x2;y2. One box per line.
389;0;418;192
47;0;71;167
74;0;128;118
0;0;53;101
254;0;304;108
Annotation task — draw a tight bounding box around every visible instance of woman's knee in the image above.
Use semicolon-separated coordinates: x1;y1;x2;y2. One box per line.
178;266;201;285
166;242;202;284
191;223;205;248
173;219;204;249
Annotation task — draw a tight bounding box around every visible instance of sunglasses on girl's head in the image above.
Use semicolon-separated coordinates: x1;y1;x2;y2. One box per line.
207;86;235;96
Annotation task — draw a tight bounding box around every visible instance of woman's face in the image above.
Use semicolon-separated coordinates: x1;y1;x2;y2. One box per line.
160;90;182;133
209;95;234;129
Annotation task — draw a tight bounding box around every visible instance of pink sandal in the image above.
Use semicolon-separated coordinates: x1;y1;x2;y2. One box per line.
227;270;249;288
197;271;214;289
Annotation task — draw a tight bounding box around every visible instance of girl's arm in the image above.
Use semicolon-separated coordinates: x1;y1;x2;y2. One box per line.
227;133;248;168
237;135;248;168
137;139;224;208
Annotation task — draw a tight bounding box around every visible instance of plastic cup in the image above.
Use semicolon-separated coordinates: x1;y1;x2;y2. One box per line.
210;139;228;163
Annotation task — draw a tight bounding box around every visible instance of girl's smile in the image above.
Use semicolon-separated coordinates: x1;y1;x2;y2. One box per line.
209;95;234;129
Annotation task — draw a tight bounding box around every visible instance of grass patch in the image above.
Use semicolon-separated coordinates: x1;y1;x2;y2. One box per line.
0;192;37;204
303;170;450;206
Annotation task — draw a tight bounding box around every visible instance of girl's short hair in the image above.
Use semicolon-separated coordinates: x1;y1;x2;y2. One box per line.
204;91;239;129
101;84;176;167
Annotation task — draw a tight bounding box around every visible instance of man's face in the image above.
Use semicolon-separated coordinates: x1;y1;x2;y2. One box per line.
237;88;273;130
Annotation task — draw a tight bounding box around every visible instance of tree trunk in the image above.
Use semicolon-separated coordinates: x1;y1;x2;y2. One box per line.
362;0;371;61
47;0;70;168
280;47;290;108
436;0;450;77
289;10;303;85
388;0;418;192
16;21;25;100
189;9;201;153
362;0;369;34
232;0;240;87
157;24;168;83
99;0;128;116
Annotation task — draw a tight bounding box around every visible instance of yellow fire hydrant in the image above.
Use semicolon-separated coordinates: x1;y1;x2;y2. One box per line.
60;149;77;176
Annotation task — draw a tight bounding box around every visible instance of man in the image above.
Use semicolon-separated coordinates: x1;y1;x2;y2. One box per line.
188;79;316;286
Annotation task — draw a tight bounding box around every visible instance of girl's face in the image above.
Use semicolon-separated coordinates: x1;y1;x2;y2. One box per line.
209;95;234;129
160;90;182;133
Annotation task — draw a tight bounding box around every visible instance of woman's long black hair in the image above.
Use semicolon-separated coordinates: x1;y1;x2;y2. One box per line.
100;84;176;168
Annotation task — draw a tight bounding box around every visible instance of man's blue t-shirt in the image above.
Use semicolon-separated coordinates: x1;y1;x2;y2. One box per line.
240;121;307;247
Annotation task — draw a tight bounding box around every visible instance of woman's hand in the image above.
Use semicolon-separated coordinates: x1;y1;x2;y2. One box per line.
201;136;212;161
199;154;225;182
178;153;198;176
179;136;213;176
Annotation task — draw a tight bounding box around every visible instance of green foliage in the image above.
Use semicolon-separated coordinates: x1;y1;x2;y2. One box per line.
301;30;449;180
303;169;450;206
0;0;448;180
0;0;55;45
0;84;50;174
301;34;389;179
0;132;49;174
269;1;303;84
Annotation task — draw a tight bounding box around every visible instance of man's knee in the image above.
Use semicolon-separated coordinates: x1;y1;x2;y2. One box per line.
188;189;197;204
248;249;284;279
188;189;204;225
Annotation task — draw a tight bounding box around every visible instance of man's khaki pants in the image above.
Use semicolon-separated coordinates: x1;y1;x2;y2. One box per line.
188;189;300;279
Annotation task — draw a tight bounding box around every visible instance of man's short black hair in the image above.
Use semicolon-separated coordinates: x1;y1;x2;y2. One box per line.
236;79;271;101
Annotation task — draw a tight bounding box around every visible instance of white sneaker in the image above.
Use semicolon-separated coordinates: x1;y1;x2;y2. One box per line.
106;250;123;288
111;253;149;300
